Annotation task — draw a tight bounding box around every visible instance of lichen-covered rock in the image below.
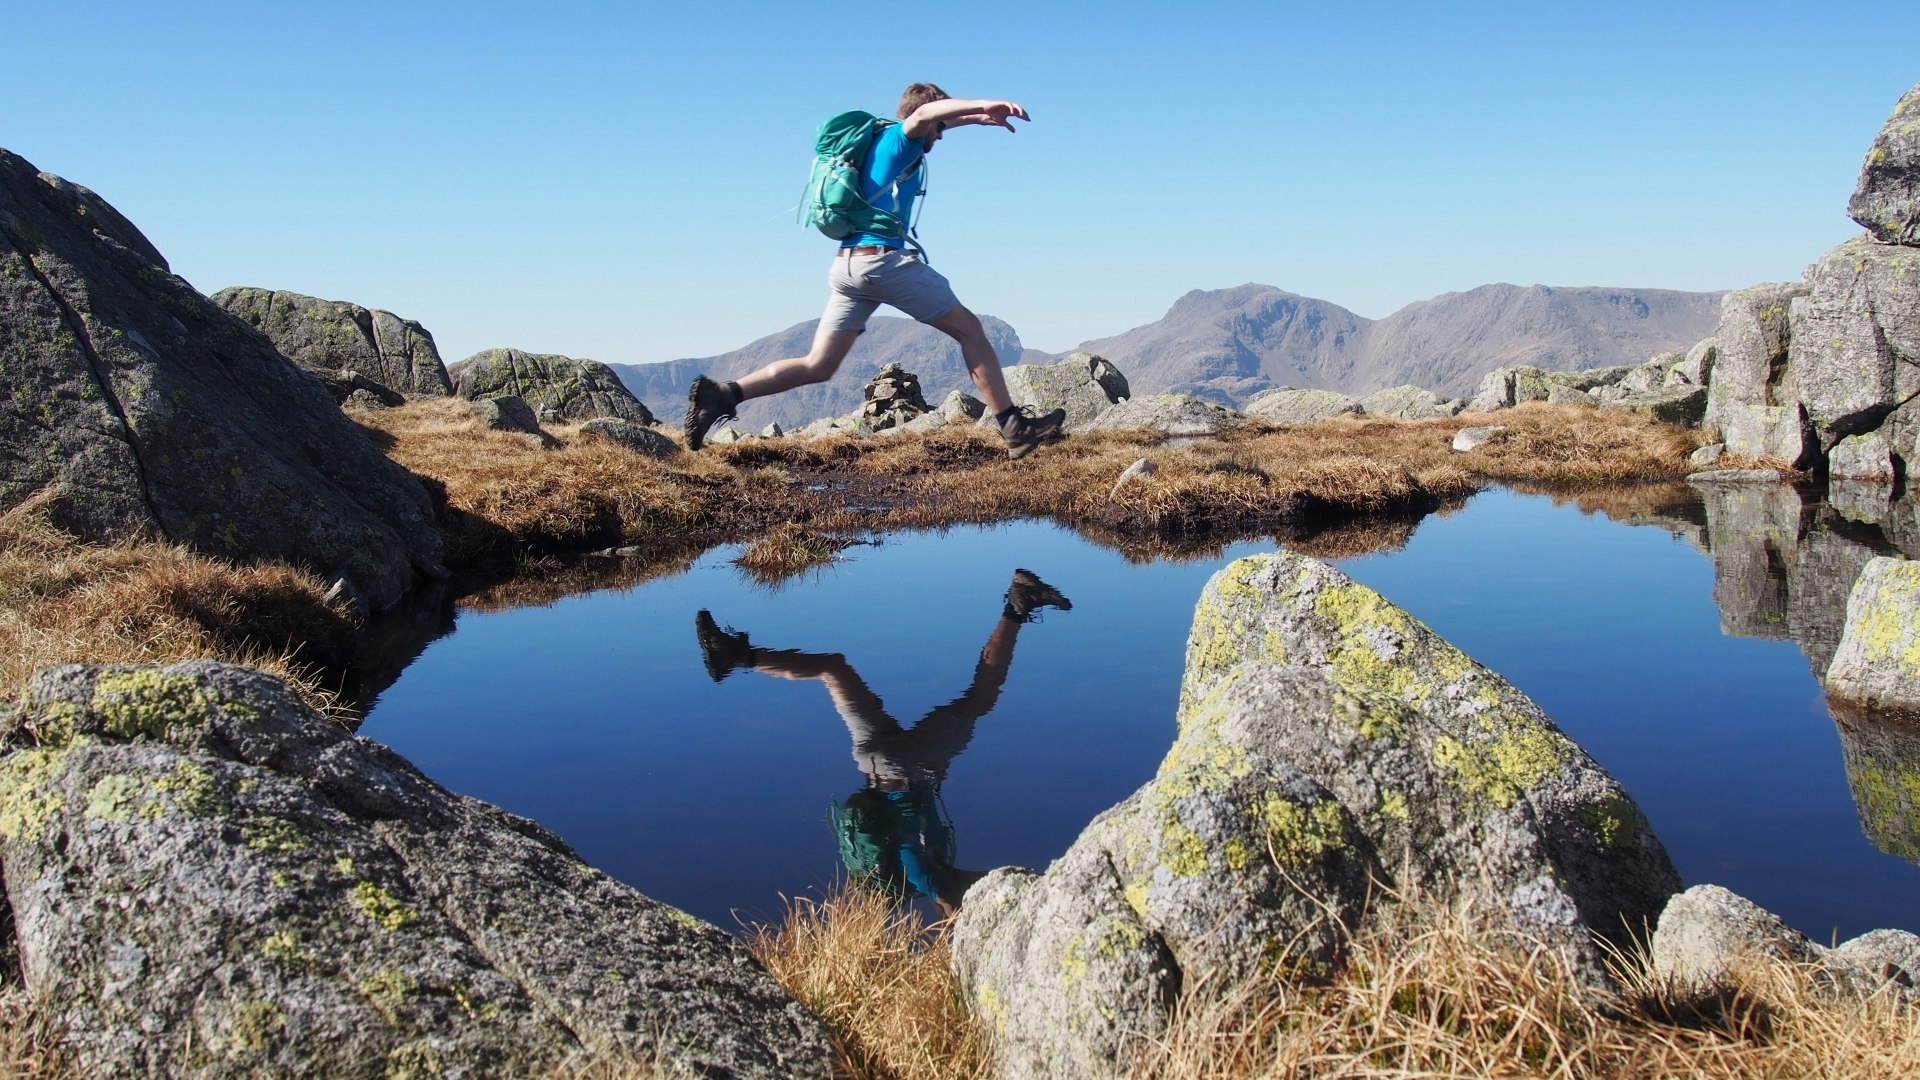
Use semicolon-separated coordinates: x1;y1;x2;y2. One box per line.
577;417;678;459
953;554;1679;1078
1085;394;1247;436
1848;82;1920;246
0;662;834;1078
1789;237;1920;458
212;287;452;398
1001;352;1129;433
1452;425;1505;452
449;349;654;424
469;395;544;438
1242;387;1361;425
1826;556;1920;713
0;148;443;612
1675;337;1717;387
1829;928;1920;992
1357;384;1462;419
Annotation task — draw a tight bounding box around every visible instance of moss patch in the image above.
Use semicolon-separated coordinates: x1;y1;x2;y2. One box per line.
1432;717;1567;810
0;748;70;840
353;882;420;932
1259;795;1348;866
91;669;209;741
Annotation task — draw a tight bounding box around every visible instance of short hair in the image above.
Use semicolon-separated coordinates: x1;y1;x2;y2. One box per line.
897;82;949;120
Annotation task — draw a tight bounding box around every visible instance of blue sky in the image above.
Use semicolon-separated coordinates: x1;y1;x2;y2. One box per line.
9;2;1915;363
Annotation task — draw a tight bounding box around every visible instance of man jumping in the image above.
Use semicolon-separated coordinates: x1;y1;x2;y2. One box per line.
684;82;1068;459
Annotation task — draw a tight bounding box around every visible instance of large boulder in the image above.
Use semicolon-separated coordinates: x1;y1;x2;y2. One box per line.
1704;283;1815;465
1465;364;1632;412
1848;82;1920;246
1826;556;1920;713
449;349;655;424
1084;394;1247;436
1242;386;1361;425
211;287;452;399
0;661;834;1077
0;148;443;612
1789;237;1920;460
1357;384;1463;420
952;553;1679;1078
1001;352;1130;433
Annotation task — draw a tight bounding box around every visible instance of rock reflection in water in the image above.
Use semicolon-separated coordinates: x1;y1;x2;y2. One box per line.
1829;699;1920;865
692;569;1074;915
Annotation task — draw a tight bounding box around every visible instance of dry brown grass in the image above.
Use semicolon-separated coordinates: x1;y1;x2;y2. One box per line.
0;499;352;713
732;524;862;585
751;886;1919;1080
749;888;989;1080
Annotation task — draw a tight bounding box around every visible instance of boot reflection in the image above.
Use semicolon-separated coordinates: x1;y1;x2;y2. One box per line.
694;568;1071;916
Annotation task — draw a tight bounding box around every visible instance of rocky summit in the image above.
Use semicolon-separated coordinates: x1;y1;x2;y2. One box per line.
0;148;444;613
450;348;655;425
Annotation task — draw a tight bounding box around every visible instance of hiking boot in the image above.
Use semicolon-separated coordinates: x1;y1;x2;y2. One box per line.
684;376;739;451
999;406;1067;460
1004;568;1071;623
694;609;755;682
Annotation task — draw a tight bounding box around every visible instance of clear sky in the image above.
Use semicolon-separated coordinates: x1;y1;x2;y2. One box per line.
8;2;1915;364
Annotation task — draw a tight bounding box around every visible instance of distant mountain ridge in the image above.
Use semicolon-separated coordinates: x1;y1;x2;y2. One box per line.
612;283;1724;428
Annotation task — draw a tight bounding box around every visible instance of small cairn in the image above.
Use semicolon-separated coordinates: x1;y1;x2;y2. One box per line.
859;363;932;432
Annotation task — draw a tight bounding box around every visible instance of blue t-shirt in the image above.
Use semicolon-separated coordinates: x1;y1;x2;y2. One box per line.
844;122;928;249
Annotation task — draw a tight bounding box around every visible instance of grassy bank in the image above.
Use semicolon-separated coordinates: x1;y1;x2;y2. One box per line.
750;885;1920;1079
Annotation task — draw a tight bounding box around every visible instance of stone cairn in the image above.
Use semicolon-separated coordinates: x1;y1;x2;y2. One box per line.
859;363;931;432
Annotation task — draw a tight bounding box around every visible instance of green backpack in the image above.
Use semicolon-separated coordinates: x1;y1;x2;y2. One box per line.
799;110;923;242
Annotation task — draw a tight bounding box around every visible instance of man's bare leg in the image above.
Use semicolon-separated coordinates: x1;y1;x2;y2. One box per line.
736;326;863;401
926;303;1012;415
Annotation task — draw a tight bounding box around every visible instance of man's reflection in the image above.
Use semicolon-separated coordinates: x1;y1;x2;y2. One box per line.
694;569;1072;916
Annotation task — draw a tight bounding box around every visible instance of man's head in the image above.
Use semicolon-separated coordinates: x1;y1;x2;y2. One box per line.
897;82;949;120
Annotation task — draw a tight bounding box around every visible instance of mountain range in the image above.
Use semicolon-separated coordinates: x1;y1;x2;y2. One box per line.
611;283;1725;430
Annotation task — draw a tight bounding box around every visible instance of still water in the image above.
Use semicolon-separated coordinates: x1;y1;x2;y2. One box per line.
358;487;1920;941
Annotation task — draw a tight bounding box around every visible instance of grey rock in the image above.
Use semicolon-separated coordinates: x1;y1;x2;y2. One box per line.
212;287;452;398
936;389;986;423
1848;82;1920;246
1358;383;1462;419
954;554;1679;1078
1830;430;1897;482
1546;385;1595;406
469;395;542;437
0;148;443;612
761;422;783;438
1688;443;1725;467
1829;929;1920;994
1826;556;1920;712
1602;385;1709;427
578;418;678;459
322;370;408;409
1001;352;1130;433
1466;364;1628;412
0;662;834;1078
1108;457;1155;499
1451;425;1505;452
1243;386;1362;425
450;349;654;424
1686;468;1789;485
1830;477;1895;526
1790;237;1920;456
1676;337;1717;387
1084;394;1247;436
1651;885;1821;994
1707;284;1819;467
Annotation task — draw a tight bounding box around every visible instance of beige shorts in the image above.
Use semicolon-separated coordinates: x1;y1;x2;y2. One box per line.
820;248;960;332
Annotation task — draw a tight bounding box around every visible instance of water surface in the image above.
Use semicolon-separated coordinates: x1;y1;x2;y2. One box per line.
360;488;1920;940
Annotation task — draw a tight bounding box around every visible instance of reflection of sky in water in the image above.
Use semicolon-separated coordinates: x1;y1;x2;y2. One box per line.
359;489;1920;941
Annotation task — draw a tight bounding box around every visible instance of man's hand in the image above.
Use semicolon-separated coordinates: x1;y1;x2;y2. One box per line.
972;101;1030;131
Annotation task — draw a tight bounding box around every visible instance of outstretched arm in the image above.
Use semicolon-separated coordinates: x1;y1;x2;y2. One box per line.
902;98;1030;139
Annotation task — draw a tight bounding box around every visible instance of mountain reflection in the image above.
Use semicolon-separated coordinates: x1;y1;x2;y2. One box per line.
694;569;1073;914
